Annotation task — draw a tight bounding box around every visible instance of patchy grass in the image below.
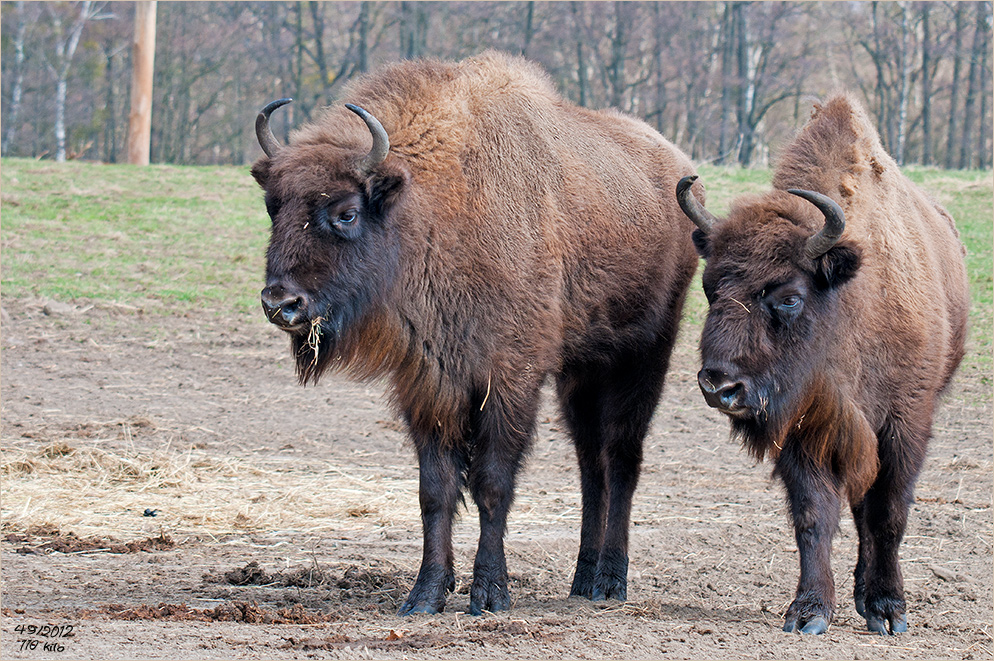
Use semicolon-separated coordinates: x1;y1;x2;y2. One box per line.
1;158;990;372
1;158;267;319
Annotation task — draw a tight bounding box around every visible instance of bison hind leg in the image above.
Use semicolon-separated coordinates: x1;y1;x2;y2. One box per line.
854;414;930;634
558;341;672;602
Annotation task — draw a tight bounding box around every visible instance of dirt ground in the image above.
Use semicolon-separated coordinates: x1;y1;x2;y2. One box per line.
1;297;991;660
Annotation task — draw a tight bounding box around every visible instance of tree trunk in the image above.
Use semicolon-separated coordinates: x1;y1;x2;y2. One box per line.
522;1;535;57
608;2;627;109
735;1;754;167
945;2;966;169
54;77;69;162
103;42;117;162
920;2;933;165
978;4;992;169
49;0;97;162
357;1;369;73
292;2;306;121
894;1;912;166
717;2;736;164
652;2;666;135
309;1;330;100
958;1;985;169
127;1;156;165
869;2;893;153
571;2;588;107
2;0;28;156
399;2;427;60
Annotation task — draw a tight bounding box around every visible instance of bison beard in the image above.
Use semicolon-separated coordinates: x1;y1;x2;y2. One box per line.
253;53;699;616
682;93;968;636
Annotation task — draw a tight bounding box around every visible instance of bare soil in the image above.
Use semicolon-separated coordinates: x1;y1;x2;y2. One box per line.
1;298;991;659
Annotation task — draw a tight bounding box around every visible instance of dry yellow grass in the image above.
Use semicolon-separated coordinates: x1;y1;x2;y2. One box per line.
0;430;422;542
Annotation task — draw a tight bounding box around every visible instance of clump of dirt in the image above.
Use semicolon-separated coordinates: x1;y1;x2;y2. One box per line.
335;565;409;608
205;561;410;611
205;560;332;588
95;601;337;624
7;527;173;555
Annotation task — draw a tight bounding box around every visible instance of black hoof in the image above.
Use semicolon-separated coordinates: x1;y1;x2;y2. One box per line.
469;578;510;616
783;617;829;635
398;580;451;616
398;600;443;616
590;579;626;602
867;613;907;635
783;597;833;635
799;616;830;635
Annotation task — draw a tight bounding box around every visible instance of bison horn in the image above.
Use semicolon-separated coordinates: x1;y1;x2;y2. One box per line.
787;189;846;259
676;175;718;233
345;103;390;174
256;98;293;158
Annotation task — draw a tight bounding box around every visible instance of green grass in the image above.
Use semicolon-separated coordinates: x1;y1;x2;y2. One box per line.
1;158;268;319
1;158;990;375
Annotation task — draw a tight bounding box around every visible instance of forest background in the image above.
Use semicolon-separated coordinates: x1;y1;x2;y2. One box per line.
1;1;992;170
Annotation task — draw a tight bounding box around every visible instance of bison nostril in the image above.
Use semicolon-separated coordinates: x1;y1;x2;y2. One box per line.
698;368;728;394
717;382;744;409
698;368;747;412
261;287;309;328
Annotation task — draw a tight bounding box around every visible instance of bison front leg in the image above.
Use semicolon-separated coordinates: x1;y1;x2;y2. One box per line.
776;446;843;635
399;440;464;615
466;388;537;615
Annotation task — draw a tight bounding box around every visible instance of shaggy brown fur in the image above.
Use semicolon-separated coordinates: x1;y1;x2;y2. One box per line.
253;52;699;616
687;93;968;635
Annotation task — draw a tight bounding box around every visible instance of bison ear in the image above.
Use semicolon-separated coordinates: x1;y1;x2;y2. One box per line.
366;165;409;218
813;241;861;290
692;228;710;258
251;158;271;188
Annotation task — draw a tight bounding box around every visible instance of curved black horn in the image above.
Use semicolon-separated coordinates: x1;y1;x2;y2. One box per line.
787;189;846;259
676;175;718;233
345;103;390;174
256;98;293;158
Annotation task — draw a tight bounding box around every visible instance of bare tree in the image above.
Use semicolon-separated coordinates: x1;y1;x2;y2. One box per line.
521;1;535;57
2;1;32;156
944;2;967;169
399;1;429;59
1;1;989;168
920;1;933;165
959;0;991;169
571;2;589;107
978;4;993;169
43;1;109;161
894;1;914;165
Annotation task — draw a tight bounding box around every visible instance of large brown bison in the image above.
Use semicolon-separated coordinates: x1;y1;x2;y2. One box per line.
677;94;968;635
252;52;699;615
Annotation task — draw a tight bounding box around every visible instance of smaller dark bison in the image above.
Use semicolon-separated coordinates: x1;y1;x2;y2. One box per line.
253;52;699;615
677;94;968;635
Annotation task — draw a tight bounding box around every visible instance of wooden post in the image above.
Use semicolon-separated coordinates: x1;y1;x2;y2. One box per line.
127;1;156;165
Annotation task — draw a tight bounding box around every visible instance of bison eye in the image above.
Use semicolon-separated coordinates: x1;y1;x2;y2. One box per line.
338;209;358;225
774;294;804;322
